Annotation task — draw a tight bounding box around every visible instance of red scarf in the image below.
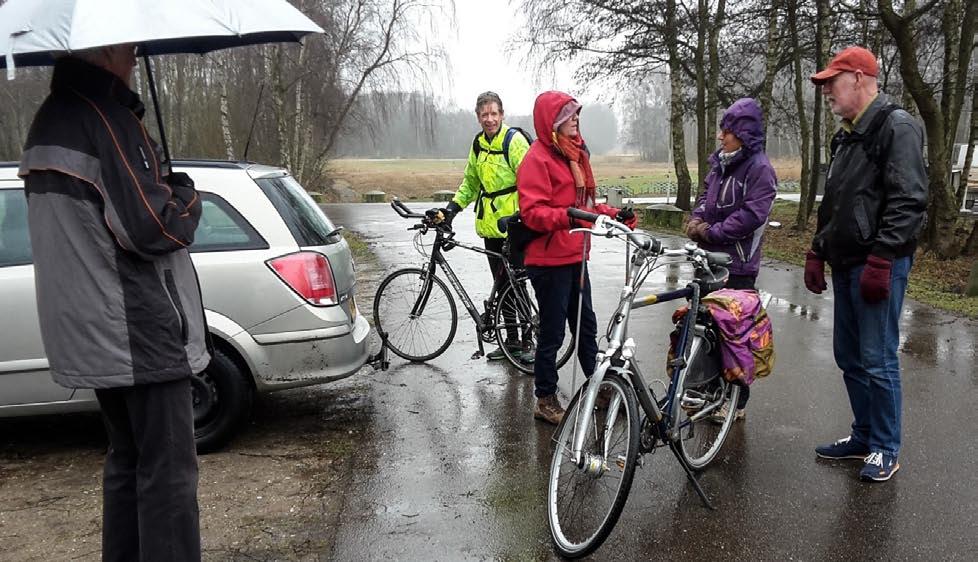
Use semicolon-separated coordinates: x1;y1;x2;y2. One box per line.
553;132;596;208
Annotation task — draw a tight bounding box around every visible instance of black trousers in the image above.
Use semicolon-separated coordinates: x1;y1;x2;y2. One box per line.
527;262;599;398
484;237;518;342
94;378;201;562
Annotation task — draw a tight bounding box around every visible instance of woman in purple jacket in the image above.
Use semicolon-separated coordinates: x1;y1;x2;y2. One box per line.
687;97;777;290
686;97;777;420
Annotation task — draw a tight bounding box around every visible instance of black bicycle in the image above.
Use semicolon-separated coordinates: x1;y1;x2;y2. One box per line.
372;199;574;373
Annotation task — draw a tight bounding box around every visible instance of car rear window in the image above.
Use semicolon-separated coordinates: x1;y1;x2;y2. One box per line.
190;193;268;253
254;175;340;247
0;189;32;267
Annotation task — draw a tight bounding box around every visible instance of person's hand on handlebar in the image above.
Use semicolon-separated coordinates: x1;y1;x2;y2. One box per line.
427;201;461;226
615;206;638;229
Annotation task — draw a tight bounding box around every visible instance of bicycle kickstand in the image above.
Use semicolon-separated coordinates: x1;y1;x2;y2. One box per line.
669;443;716;510
471;335;485;360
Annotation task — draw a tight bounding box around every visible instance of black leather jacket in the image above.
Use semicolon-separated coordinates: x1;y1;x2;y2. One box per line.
812;95;928;269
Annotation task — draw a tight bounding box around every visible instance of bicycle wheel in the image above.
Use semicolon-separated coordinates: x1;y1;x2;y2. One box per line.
373;268;457;362
673;334;740;470
548;373;640;558
493;279;574;374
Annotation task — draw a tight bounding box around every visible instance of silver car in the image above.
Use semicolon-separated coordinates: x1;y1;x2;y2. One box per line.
0;160;372;452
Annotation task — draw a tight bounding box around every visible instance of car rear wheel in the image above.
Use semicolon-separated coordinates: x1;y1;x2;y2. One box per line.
192;348;253;454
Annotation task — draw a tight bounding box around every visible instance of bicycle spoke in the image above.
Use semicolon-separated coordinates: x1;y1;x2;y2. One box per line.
549;374;639;558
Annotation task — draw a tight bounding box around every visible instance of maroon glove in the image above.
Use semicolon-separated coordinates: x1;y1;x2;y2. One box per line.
692;221;711;243
859;255;892;303
804;250;827;294
685;218;703;240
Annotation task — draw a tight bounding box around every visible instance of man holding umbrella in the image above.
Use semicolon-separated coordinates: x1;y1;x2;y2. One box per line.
3;0;324;557
20;44;207;561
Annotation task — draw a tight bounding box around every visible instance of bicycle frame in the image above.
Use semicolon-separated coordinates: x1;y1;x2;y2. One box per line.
409;225;525;358
568;268;703;464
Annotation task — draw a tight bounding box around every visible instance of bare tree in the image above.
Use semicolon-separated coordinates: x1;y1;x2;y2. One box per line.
879;0;978;258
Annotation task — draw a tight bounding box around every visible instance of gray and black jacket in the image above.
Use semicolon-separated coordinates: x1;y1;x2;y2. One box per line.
19;57;210;389
812;94;928;269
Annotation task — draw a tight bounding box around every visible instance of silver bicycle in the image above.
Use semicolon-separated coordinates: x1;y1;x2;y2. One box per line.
547;208;740;558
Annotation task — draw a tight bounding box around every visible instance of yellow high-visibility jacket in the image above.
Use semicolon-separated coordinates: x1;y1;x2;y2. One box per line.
453;124;531;238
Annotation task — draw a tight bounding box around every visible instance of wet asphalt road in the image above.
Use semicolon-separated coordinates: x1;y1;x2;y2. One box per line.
326;202;978;561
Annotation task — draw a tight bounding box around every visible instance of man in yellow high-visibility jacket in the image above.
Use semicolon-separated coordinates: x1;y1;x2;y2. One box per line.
436;91;531;361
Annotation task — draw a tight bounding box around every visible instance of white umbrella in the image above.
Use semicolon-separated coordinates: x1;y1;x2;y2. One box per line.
0;0;324;160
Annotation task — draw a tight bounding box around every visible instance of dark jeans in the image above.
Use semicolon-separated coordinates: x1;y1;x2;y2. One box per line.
485;237;517;342
724;273;755;408
831;256;912;456
527;262;599;398
95;378;201;562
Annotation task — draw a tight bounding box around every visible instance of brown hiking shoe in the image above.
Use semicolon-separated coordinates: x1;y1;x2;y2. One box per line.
534;394;565;425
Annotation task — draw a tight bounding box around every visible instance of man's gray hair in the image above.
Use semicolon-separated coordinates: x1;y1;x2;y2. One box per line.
475;91;504;114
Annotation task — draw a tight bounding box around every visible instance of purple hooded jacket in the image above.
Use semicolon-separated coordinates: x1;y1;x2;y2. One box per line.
691;98;778;277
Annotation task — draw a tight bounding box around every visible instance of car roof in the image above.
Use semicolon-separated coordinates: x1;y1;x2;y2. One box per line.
0;160;289;183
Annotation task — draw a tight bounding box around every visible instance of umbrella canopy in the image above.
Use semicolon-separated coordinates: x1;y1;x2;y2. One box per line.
1;0;324;72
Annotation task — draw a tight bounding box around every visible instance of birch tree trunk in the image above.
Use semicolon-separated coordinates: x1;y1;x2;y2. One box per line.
265;45;291;171
292;41;308;183
706;0;726;163
759;0;782;124
219;78;235;161
666;0;693;210
788;0;812;229
807;0;831;223
695;0;709;193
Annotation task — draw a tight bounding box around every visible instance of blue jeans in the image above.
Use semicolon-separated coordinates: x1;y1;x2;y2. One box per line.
527;262;599;398
831;256;911;457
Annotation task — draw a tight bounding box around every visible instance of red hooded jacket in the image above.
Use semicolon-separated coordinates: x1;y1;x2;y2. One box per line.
517;91;618;267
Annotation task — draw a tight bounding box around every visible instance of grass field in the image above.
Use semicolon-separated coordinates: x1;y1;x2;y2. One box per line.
327;155;804;200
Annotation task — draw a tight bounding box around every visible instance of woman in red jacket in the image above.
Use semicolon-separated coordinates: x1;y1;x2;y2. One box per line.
517;91;636;424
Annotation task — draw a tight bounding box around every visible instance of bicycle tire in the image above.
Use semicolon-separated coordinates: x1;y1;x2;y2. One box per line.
548;373;640;558
373;267;457;362
673;334;740;469
493;280;574;374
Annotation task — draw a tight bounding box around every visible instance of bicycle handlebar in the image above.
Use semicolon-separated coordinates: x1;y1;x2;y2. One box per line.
391;198;425;219
566;207;661;254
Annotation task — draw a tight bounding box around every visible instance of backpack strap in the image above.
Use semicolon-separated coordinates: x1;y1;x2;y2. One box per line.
836;103;900;170
501;126;534;169
472;132;483;161
475;185;518;219
861;104;899;169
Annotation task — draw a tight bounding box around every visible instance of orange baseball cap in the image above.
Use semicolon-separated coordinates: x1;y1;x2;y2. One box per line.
810;46;879;85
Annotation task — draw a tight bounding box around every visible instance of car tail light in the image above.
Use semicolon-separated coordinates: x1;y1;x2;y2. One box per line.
267;251;337;305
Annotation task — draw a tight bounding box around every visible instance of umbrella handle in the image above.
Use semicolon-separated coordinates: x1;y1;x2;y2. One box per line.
142;54;172;168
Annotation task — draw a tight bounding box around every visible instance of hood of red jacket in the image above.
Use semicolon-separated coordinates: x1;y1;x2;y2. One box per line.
533;90;577;149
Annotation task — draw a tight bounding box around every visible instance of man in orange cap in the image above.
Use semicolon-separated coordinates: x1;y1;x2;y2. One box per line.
805;46;927;483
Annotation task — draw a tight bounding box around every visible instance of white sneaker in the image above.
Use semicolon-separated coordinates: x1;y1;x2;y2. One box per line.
709;401;745;424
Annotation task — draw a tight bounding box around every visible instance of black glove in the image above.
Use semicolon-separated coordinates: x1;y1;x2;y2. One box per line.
429;201;462;226
166;171;195;188
165;171;196;204
616;206;638;229
615;206;635;222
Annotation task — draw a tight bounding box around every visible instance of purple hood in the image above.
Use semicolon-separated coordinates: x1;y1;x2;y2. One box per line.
718;97;765;156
